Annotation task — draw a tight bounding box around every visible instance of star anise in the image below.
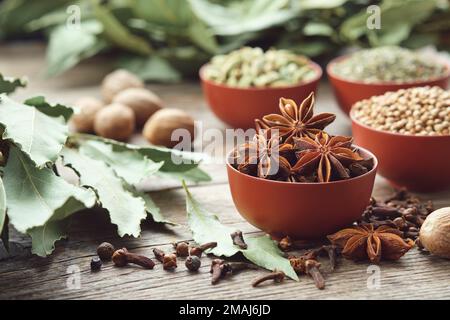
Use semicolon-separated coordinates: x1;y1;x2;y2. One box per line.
260;92;336;143
327;224;414;263
232;133;292;180
291;131;364;182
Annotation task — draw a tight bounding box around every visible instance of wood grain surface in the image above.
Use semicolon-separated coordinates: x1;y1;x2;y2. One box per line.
0;42;449;300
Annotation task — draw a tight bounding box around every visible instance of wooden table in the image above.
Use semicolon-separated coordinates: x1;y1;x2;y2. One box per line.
0;43;449;300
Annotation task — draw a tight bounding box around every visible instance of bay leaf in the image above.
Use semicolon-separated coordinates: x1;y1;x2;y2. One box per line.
3;146;96;233
79;139;163;186
0;73;26;95
183;182;298;280
94;3;152;56
0;94;68;167
28;218;69;257
61;147;147;237
0;177;6;235
131;189;175;225
74;133;211;182
24;96;73;122
46;20;108;76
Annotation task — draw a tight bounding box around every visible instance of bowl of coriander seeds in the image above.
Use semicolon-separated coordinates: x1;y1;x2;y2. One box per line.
200;47;322;128
351;86;450;192
327;46;450;114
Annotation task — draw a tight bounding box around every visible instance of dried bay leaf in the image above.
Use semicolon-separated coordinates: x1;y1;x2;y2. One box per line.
24;96;73;122
0;94;68;167
0;177;6;237
61;147;147;237
3;146;96;234
0;73;26;95
183;182;298;280
79;139;163;186
27;218;69;257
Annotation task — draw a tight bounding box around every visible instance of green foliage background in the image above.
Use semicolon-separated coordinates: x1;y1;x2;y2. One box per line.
1;0;449;81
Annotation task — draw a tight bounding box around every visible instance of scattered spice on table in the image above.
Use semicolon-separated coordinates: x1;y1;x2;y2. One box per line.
332;46;448;83
328;224;414;263
359;188;434;240
203;47;317;88
352;86;450;136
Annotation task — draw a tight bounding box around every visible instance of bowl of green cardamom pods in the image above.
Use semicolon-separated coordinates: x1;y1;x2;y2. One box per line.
200;47;322;128
327;46;450;115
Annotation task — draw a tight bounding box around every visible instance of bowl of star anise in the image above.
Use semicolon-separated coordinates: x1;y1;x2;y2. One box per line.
226;93;378;239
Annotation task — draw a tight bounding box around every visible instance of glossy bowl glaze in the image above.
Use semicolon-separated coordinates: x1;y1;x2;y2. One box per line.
351;112;450;192
200;62;322;129
327;55;450;115
226;148;378;239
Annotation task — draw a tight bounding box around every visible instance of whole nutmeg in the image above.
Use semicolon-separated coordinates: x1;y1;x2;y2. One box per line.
142;108;195;148
94;103;135;141
419;207;450;259
101;69;144;103
97;242;115;261
113;88;163;127
70;97;104;133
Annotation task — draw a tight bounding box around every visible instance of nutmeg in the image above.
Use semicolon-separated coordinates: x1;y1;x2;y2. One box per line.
142;108;195;148
94;103;135;141
101;69;144;103
419;207;450;259
112;87;163;127
70;97;104;133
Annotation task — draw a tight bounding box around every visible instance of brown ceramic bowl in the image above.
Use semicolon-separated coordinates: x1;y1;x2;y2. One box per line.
200;62;322;129
351;112;450;193
327;55;450;115
226;148;378;239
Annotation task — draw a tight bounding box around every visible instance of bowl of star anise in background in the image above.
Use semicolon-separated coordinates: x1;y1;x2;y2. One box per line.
200;47;322;129
226;93;378;239
351;86;450;193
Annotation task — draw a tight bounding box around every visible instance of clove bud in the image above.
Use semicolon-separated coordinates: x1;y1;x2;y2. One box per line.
112;248;155;269
231;230;247;249
252;270;285;287
190;242;217;257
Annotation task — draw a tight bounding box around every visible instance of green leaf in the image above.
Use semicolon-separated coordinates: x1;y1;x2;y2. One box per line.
132;189;175;225
94;3;152;55
24;96;74;122
0;177;6;236
118;54;182;83
0;74;26;95
242;236;298;281
46;20;108;76
78;139;163;186
28;218;69;257
0;94;68;167
61;147;147;237
1;215;9;252
183;182;298;280
3;146;96;234
74;133;211;182
189;0;299;36
303;22;334;37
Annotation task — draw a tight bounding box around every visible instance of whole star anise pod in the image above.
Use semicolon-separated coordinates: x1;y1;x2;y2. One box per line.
327;224;414;263
260;93;336;143
292;131;364;182
232;133;292;180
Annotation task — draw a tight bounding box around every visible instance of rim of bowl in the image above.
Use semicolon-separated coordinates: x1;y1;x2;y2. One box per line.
199;60;323;91
350;108;450;139
326;54;450;86
225;145;378;186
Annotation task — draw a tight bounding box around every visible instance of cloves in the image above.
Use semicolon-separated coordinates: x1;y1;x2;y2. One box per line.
231;230;247;249
305;260;325;290
209;259;258;284
278;236;319;251
112;248;155;269
153;248;177;270
173;241;189;257
288;250;326;289
252;270;285;287
190;242;217;257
